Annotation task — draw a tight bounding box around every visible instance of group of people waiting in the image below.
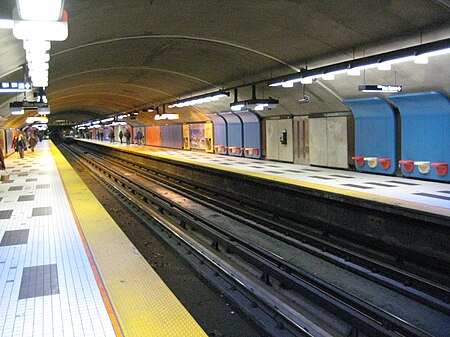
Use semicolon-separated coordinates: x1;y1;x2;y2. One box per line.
11;133;39;159
82;128;145;146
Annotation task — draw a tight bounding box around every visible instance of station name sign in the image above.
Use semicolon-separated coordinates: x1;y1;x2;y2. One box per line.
359;84;403;93
0;82;32;93
10;101;49;109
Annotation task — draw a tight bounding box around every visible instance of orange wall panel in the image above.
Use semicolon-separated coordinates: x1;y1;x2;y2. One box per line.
145;126;161;146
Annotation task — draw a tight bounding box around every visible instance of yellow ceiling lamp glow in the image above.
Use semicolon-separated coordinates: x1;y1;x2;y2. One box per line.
12;0;68;89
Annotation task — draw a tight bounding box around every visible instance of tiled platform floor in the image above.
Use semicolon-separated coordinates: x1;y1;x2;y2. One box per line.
0;141;116;337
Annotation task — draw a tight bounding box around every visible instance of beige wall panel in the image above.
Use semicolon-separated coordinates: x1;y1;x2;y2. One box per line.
327;117;349;168
309;118;328;166
265;119;279;160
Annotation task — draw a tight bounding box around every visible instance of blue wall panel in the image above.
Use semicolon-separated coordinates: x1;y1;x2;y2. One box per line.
219;112;243;157
234;111;262;159
209;114;228;154
390;91;450;181
161;124;182;149
343;97;397;174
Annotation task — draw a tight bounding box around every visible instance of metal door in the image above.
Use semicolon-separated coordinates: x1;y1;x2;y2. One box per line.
294;116;310;165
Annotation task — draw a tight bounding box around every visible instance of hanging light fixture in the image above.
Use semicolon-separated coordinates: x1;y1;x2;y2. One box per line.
230;86;278;111
11;0;68;88
269;38;450;88
168;90;229;108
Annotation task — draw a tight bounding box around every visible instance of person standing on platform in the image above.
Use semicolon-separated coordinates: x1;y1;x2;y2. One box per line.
125;129;131;145
28;134;37;152
135;129;143;145
108;130;114;143
17;134;26;158
0;146;5;171
11;135;18;157
119;130;123;144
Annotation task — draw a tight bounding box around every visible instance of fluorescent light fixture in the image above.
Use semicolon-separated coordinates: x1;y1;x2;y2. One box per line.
101;117;114;123
169;91;229;108
29;70;48;78
347;68;361;76
211;93;227;100
414;55;428;64
26;52;50;63
92;120;100;125
322;73;335;80
13;7;68;41
421;47;450;57
358;84;402;93
11;107;24;115
268;39;450;88
28;62;49;71
38;106;50;115
377;62;391;71
154;113;179;121
166;113;179;120
230;103;245;111
26;116;48;124
385;55;416;65
23;40;51;51
254;103;268;111
300;77;314;84
0;82;32;93
269;78;303;87
0;19;14;29
32;80;48;88
281;81;294;88
17;0;65;21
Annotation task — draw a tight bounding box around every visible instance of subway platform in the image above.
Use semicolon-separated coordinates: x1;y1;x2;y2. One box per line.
0;140;207;337
77;138;450;218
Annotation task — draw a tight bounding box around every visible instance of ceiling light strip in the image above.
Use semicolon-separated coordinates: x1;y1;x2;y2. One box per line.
269;38;450;87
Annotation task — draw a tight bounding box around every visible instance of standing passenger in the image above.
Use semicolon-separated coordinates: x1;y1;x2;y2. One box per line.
119;130;123;144
124;129;131;145
17;134;26;158
11;135;18;156
135;130;143;145
28;134;37;152
0;145;5;171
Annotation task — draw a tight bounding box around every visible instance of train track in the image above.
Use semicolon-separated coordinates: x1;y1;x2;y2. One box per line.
60;143;450;337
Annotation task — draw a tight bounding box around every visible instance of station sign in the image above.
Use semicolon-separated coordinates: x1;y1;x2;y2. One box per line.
10;101;49;109
0;82;32;93
359;84;403;93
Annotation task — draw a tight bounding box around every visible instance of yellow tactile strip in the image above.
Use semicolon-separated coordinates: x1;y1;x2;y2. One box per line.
50;142;207;337
81;140;450;218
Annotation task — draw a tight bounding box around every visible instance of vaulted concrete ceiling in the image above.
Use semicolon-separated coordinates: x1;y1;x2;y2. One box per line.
0;0;449;127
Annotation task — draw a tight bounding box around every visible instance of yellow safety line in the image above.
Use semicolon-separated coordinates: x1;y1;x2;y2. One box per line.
52;141;207;337
51;142;124;337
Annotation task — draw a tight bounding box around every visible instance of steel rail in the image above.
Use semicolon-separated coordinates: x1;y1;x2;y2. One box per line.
84;144;450;314
61;144;436;337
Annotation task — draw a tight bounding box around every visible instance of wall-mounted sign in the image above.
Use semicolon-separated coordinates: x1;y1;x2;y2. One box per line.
0;82;32;93
358;84;403;93
10;101;49;108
